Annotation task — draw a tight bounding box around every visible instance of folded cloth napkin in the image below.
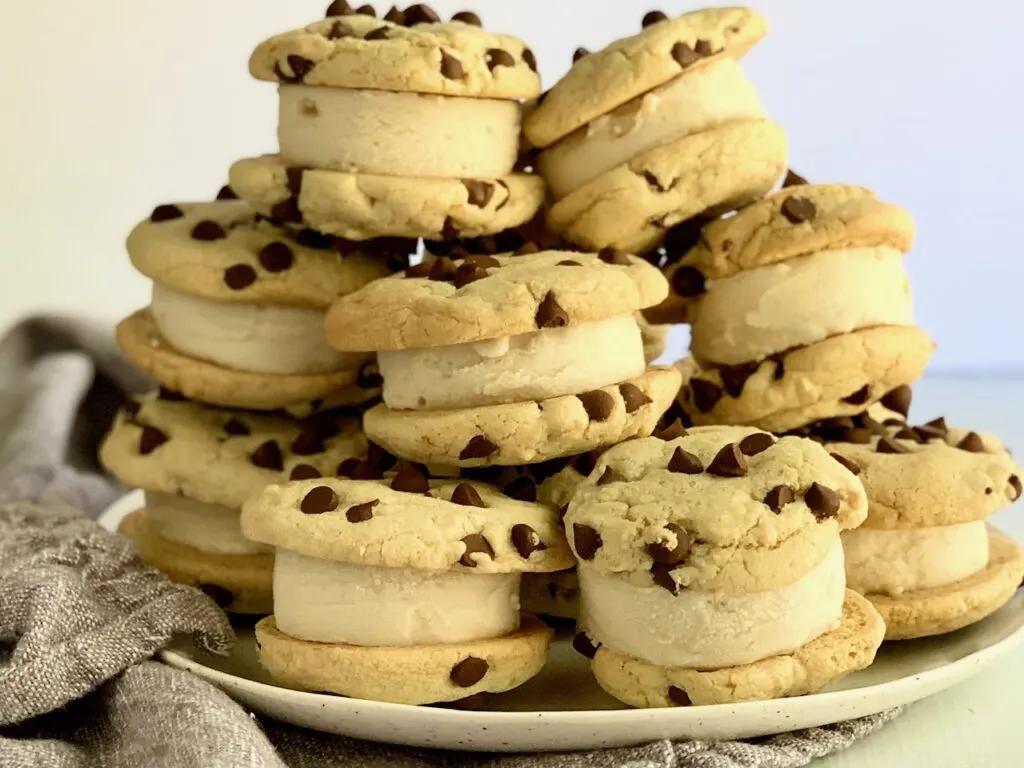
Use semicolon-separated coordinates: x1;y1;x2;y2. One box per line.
0;316;901;768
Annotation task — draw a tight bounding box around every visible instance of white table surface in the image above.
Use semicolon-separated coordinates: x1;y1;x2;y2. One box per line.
814;378;1023;767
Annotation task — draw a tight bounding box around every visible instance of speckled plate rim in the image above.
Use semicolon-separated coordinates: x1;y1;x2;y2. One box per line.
100;489;1024;752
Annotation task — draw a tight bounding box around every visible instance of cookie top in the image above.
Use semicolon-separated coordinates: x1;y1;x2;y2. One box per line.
100;392;368;510
564;426;867;592
789;412;1022;529
667;184;916;292
325;250;669;351
129;201;410;309
250;14;540;99
524;7;767;148
241;476;574;574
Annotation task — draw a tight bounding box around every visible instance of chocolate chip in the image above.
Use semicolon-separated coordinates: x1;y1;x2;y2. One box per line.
460;435;499;460
346;500;379;523
121;400;141;420
782;169;808;187
876;435;910;454
573;524;603;560
289;429;324;457
255;242;295;273
511;524;545;559
336;458;361;478
275;55;315;84
647;523;691;566
355;4;376;15
642;10;669;27
572;632;600;659
780;197;817;224
596;467;624;485
139;426;168;455
738;433;774;457
764;485;795;513
956;432;987;453
150;204;183;222
441;217;460;240
224;264;257;290
672;42;701;68
326;20;354;38
536;291;569;329
502;476;537;502
325;0;353;15
511;242;538;256
463;180;495;208
223;417;250;436
917;417;949;438
383;6;405;23
428;256;458;281
706;443;747;477
300;486;339;515
349;461;385;481
485;48;515;70
404;4;441;24
840;428;873;444
668;686;692;706
880;385;912;417
270;197;303;224
459;534;495;567
577;390;614;422
598;248;632;266
829;453;861;476
405;261;432;278
522;48;538;72
250;440;284;471
364;27;390;40
805;483;840;521
463;254;501;269
1009;475;1022;501
894;427;923;443
391;463;430;494
694;39;716;56
557;259;582;266
216;185;237;200
191;220;226;241
452;11;482;25
199;584;233;609
619;382;652;413
667;447;702;475
719;363;758;399
842;385;871;406
573;47;589;63
453;263;488;289
690;379;723;413
290;464;322;481
440;50;464;79
450;657;488;687
448;482;485;508
651;563;679;595
656;419;689;441
671;265;706;297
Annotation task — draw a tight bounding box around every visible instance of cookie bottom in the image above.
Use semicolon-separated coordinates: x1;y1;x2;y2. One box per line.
229;154;547;241
677;325;935;432
521;570;580;621
117;309;378;411
119;509;273;615
254;614;553;705
547;119;788;253
865;527;1023;641
590;590;884;707
364;367;682;467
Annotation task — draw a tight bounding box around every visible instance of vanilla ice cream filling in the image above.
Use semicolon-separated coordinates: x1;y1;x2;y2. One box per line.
690;247;914;365
378;313;646;410
539;57;766;199
278;85;522;178
151;284;358;375
579;541;846;670
273;549;521;646
146;491;271;556
842;522;990;596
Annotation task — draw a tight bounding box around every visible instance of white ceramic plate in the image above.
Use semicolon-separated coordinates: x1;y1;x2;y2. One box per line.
101;490;1024;752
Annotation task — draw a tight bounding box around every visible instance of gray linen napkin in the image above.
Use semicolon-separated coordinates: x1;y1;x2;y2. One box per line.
0;316;901;768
